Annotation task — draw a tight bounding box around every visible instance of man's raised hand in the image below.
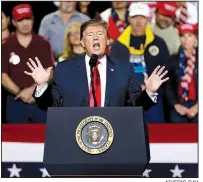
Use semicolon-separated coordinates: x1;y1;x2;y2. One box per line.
24;57;52;87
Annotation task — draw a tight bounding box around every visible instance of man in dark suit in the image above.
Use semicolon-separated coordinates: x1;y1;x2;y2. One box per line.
24;20;169;110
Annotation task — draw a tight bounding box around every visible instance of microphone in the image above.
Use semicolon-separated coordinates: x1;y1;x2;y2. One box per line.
89;54;98;107
89;54;98;69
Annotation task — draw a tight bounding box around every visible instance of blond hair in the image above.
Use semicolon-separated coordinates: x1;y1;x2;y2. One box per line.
80;19;109;40
61;22;82;59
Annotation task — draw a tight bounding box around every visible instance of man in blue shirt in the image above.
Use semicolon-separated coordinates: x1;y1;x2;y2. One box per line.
39;2;90;58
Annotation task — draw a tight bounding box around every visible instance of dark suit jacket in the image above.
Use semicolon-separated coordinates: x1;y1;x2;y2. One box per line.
34;55;156;110
165;47;198;107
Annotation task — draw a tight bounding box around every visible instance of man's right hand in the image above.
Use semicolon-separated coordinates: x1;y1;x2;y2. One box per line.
174;104;189;116
24;57;53;87
15;86;36;103
15;89;31;103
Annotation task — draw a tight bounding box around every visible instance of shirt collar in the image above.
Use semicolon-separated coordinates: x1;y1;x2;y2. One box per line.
85;54;106;66
53;10;81;18
14;32;36;46
53;10;60;16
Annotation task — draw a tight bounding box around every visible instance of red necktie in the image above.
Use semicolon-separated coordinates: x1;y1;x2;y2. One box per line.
89;61;101;107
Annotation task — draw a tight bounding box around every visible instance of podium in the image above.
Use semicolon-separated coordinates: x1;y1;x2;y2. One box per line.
43;107;150;177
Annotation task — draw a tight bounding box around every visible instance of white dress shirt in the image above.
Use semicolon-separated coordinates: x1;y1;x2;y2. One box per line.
35;54;158;105
85;54;106;107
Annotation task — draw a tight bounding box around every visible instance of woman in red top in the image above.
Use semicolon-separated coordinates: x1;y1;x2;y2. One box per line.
166;23;198;122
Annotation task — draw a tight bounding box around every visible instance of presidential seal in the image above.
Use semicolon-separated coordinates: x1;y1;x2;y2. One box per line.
75;116;114;154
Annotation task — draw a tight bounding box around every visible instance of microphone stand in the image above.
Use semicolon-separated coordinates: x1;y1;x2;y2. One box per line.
90;66;98;107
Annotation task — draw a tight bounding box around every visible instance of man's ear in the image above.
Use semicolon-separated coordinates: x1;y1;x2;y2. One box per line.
107;38;110;46
80;38;85;48
128;16;131;24
7;16;10;24
12;19;16;27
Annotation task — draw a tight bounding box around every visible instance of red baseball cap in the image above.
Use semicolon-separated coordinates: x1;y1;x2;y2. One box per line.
12;4;33;21
178;23;196;35
193;23;198;31
156;2;178;18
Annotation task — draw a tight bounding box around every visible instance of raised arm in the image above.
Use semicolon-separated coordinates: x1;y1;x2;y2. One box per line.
127;63;169;111
24;57;62;110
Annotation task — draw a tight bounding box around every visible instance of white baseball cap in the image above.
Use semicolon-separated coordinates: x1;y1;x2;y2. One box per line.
53;1;60;7
129;2;150;17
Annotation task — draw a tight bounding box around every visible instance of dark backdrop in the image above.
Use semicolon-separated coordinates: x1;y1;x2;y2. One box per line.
2;1;111;33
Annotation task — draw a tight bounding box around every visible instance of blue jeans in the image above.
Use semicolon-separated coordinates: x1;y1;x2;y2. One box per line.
6;95;47;123
170;101;198;123
145;98;165;123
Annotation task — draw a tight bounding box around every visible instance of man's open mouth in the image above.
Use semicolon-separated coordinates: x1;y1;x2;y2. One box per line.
93;43;100;51
93;43;100;47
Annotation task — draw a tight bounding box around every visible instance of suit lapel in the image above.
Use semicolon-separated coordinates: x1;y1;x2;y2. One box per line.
105;56;116;107
76;55;89;106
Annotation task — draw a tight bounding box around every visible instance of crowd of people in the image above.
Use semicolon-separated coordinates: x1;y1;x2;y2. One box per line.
2;1;198;123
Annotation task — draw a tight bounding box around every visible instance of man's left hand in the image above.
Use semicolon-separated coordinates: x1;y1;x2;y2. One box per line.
144;65;169;93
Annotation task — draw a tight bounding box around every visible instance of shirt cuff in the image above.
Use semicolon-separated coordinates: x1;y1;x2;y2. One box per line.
34;83;48;97
146;90;158;103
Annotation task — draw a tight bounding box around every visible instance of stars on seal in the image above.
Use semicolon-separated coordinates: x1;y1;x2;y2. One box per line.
76;116;114;155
